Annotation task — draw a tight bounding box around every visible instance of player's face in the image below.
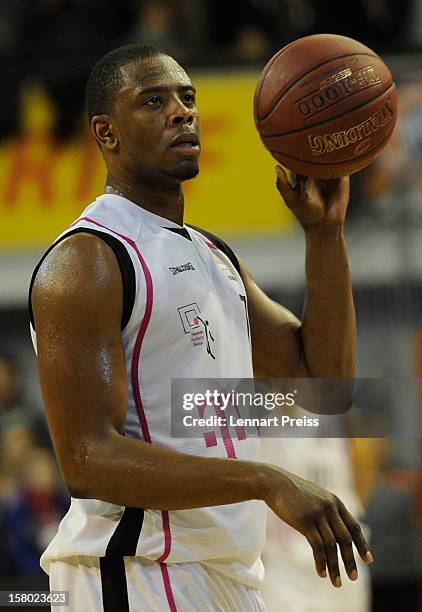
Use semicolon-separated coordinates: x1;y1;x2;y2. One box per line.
112;55;200;185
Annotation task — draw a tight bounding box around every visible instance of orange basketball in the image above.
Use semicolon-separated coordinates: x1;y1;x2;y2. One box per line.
253;34;398;179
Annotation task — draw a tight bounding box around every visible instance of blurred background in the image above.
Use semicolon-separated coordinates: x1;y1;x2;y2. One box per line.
0;1;421;610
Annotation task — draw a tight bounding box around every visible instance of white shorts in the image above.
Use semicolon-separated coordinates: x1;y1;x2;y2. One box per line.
49;556;266;612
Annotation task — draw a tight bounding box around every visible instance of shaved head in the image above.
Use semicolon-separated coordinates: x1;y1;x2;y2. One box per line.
86;44;166;123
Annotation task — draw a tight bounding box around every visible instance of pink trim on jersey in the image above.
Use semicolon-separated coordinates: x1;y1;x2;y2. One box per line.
156;510;171;563
72;216;153;443
160;563;178;612
72;215;176;586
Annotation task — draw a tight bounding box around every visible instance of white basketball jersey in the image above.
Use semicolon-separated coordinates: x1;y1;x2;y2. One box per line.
30;194;266;588
261;438;369;611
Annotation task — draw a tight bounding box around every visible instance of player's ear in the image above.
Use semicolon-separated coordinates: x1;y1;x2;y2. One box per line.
91;115;118;151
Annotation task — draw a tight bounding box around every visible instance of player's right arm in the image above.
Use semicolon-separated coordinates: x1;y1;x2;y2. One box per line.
31;233;372;586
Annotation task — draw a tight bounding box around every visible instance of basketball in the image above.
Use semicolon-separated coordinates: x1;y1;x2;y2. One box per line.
253;34;398;179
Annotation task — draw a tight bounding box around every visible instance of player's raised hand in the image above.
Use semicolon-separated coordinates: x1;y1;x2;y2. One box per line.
275;165;350;231
262;464;373;587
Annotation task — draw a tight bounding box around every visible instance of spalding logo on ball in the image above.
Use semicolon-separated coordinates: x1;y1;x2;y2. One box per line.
253;34;398;179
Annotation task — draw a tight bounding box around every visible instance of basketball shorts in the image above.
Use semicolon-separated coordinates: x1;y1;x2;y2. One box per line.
49;556;266;611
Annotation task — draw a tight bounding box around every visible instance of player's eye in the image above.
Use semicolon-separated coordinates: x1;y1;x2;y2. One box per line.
145;96;162;106
182;93;196;104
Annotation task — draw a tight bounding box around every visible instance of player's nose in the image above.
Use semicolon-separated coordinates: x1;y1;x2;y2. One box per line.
168;102;194;126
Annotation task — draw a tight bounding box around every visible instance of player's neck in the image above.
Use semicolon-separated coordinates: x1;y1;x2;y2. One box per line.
105;176;185;226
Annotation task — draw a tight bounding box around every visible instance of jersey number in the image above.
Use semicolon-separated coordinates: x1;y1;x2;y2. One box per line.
198;295;251;458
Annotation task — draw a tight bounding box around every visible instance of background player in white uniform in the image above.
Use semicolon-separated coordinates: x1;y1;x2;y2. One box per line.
29;44;373;610
261;436;371;611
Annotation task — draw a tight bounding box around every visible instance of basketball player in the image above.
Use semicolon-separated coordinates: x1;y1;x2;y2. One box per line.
261;436;371;612
29;44;373;611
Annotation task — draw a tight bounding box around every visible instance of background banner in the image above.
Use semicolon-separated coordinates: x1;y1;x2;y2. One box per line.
0;72;296;251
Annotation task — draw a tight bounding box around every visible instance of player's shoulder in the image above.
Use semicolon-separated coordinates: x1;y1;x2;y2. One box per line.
187;224;240;274
31;232;121;303
29;230;129;330
33;231;118;285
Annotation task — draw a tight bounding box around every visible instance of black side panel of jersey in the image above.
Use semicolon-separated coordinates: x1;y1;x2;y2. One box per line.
105;506;145;556
100;556;130;612
28;228;136;332
187;225;241;275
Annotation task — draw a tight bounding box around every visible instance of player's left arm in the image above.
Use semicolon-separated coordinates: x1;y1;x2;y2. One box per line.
240;167;355;380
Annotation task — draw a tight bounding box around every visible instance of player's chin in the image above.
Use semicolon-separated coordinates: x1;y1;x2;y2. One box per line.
172;160;200;182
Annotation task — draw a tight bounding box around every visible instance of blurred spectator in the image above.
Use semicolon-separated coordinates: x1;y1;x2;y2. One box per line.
208;0;314;65
175;0;211;64
0;354;30;431
281;0;315;38
209;0;290;63
0;425;39;577
127;0;316;67
0;472;17;576
0;353;50;449
0;425;36;484
4;447;69;574
127;0;210;67
366;462;422;611
232;25;273;64
22;0;135;141
129;1;186;63
404;0;422;49
346;78;422;226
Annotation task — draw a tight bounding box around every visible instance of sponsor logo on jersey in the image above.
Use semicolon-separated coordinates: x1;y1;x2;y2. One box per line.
209;250;237;281
169;262;195;275
178;303;215;359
